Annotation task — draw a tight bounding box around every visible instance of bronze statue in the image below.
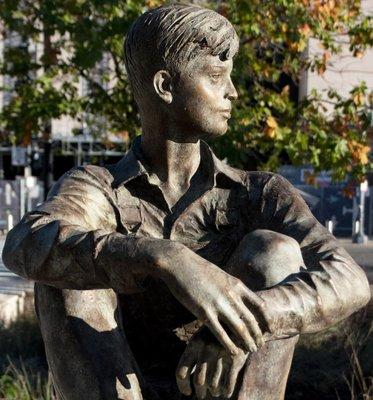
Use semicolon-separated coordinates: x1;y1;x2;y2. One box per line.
2;4;370;399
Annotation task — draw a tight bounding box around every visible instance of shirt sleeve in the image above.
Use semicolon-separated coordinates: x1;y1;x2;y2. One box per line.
2;165;155;293
250;172;371;338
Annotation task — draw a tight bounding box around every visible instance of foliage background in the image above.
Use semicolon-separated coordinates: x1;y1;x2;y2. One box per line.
0;0;372;180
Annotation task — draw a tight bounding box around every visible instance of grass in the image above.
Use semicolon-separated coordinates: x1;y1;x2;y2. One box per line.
0;360;53;400
0;307;371;399
0;316;52;400
286;307;372;400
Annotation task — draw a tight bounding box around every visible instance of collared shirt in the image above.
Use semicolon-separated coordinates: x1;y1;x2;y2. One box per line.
3;137;370;372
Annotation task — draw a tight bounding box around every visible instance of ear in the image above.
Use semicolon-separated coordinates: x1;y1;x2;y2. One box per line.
153;70;173;104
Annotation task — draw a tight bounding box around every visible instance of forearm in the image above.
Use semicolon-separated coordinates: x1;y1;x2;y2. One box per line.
257;250;370;341
252;173;371;341
2;212;180;293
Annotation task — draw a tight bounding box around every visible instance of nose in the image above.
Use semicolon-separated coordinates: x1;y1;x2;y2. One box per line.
225;77;238;101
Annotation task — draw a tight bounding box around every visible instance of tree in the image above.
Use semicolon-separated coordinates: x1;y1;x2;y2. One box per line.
215;0;372;181
0;0;371;181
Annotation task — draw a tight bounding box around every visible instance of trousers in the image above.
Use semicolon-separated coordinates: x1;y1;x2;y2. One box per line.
35;229;303;399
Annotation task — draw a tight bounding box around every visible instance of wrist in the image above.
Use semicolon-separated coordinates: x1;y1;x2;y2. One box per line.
137;238;187;278
257;289;300;340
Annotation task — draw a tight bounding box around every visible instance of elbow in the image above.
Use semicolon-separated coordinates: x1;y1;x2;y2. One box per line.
2;219;60;282
2;227;30;279
345;265;371;313
357;269;371;308
318;261;371;328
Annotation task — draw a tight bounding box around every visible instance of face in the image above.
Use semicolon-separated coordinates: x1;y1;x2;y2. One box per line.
169;54;238;142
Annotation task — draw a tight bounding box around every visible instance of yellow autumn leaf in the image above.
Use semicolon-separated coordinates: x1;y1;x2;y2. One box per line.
323;51;331;63
353;93;365;106
354;50;364;58
317;62;326;75
145;0;163;7
298;23;312;37
281;23;288;33
281;85;290;96
305;172;317;186
266;116;278;129
264;128;277;139
348;140;370;165
288;39;307;52
264;116;279;139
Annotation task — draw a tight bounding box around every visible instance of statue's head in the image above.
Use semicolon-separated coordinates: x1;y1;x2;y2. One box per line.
124;3;239;141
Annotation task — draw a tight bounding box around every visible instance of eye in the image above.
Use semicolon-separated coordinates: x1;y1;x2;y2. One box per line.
210;74;222;83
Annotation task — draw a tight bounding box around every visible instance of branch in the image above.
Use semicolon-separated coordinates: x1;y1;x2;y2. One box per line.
78;67;127;124
108;49;126;84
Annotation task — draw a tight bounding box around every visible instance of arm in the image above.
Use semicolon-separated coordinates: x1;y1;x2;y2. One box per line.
2;165;264;354
251;173;371;339
2;165;175;293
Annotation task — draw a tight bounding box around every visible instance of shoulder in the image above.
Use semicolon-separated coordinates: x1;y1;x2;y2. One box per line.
48;164;115;198
243;171;302;209
66;164;114;185
245;171;295;192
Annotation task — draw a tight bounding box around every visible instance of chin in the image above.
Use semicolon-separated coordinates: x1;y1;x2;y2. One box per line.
200;128;227;141
202;121;228;140
183;118;228;141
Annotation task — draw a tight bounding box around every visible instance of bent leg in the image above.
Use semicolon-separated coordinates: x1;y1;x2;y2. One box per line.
35;284;145;400
223;229;304;400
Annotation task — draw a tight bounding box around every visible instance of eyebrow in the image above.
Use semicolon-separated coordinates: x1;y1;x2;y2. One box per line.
199;62;232;74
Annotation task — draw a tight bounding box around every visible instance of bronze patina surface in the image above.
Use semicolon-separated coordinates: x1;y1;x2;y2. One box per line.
2;3;370;400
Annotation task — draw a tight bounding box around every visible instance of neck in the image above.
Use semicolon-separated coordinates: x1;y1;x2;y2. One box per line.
140;119;201;189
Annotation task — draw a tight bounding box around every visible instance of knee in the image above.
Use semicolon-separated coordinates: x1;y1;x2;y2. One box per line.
227;229;304;290
62;289;119;331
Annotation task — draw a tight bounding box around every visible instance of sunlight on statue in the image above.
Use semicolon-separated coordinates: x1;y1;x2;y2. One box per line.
3;3;370;400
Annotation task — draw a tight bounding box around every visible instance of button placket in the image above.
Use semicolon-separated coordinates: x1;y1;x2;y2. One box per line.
115;187;142;235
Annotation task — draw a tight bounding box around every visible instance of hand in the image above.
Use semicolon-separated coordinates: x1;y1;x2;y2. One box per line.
176;328;248;399
155;242;265;354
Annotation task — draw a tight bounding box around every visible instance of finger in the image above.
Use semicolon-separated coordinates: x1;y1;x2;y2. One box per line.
236;301;264;348
219;356;232;399
205;316;239;356
221;311;258;353
225;353;247;398
193;361;208;399
208;355;223;398
239;284;265;309
176;346;199;396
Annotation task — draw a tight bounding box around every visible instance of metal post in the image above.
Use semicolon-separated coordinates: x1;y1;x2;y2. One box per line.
19;177;26;219
352;181;368;244
368;186;373;236
42;139;53;199
77;140;82;166
0;150;4;179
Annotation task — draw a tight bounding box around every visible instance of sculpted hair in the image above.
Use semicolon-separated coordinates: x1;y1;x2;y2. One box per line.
124;3;239;101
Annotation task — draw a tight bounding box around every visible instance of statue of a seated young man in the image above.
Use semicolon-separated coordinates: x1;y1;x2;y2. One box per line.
3;3;370;400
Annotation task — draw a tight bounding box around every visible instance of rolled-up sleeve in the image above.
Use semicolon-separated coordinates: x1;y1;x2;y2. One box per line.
2;166;152;293
251;172;371;338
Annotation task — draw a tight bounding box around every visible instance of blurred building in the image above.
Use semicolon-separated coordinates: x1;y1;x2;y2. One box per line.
294;0;373;237
0;28;129;184
299;0;373;115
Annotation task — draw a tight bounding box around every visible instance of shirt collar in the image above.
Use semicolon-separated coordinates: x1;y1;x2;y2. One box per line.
112;135;244;188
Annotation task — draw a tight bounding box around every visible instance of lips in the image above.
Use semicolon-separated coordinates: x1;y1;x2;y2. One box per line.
220;109;232;118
